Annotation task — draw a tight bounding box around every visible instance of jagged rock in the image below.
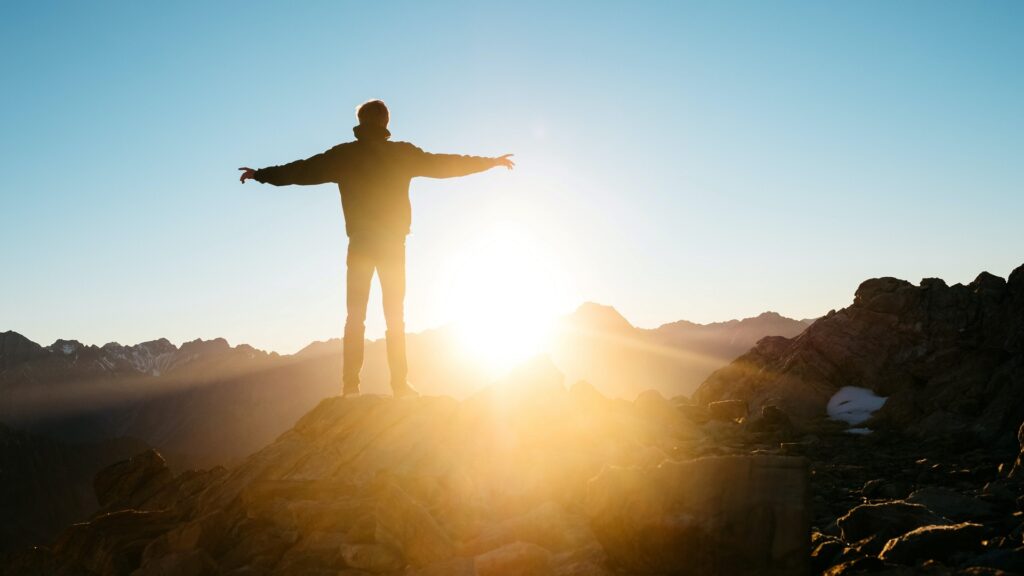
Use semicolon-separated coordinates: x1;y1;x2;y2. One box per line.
862;478;885;498
811;538;846;574
708;399;748;421
374;482;454;567
94;450;174;512
905;487;997;522
745;404;797;440
694;264;1024;445
585;455;809;575
879;522;988;565
837;501;949;543
53;509;178;576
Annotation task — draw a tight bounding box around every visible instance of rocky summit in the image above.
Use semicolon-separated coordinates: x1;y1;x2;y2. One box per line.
5;358;1024;575
3;359;812;576
5;266;1024;575
695;264;1024;446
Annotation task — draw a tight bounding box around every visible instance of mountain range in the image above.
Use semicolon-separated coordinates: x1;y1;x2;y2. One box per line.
0;305;811;468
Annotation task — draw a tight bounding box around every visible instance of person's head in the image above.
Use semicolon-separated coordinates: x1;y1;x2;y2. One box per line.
356;99;389;128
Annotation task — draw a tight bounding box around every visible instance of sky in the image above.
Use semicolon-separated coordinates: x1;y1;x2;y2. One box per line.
1;1;1022;354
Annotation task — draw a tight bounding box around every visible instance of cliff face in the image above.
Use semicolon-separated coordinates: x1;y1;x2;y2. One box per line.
694;265;1024;445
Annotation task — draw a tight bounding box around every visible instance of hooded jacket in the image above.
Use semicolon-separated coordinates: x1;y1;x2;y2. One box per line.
254;125;496;239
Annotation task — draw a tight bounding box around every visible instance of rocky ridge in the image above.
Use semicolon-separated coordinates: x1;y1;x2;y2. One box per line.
4;360;815;575
695;264;1024;446
8;359;1024;575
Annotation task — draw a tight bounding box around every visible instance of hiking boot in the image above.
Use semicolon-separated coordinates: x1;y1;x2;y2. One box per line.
391;382;419;399
342;385;361;398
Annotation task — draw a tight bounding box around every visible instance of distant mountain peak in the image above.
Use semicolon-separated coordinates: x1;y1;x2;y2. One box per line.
0;330;45;369
564;302;634;332
175;338;235;360
1;330;38;348
48;339;83;355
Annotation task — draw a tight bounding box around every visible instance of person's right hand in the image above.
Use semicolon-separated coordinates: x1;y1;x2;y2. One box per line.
238;167;256;183
493;154;515;170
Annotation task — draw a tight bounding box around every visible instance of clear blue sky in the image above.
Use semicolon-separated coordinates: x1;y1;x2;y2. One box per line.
2;1;1022;353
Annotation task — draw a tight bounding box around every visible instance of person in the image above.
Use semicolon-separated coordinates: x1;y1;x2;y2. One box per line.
239;100;514;398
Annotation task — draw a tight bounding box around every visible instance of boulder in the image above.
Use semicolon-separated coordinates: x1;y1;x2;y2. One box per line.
811;538;846;574
585;455;809;575
745;404;797;440
707;399;748;421
837;501;949;543
879;522;988;565
905;487;996;522
53;509;178;576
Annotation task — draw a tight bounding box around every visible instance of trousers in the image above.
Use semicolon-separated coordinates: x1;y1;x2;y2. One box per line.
342;235;407;391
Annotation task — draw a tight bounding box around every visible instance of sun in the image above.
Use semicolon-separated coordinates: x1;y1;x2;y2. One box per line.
437;223;572;376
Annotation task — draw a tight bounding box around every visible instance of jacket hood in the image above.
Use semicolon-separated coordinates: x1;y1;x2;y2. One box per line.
353;124;391;141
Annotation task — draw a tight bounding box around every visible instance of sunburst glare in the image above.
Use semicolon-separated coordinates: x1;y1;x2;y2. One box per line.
437;223;572;376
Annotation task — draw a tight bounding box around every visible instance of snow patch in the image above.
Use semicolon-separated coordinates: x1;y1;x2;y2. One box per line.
61;343;76;355
827;386;887;426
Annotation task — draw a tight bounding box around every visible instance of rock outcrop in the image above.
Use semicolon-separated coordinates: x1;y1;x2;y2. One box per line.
10;362;811;575
0;424;150;552
694;264;1024;445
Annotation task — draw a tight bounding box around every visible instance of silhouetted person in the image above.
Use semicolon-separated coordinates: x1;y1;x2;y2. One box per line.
240;100;513;398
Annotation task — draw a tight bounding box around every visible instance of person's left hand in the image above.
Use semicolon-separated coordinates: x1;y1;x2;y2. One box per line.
238;167;256;183
493;154;515;170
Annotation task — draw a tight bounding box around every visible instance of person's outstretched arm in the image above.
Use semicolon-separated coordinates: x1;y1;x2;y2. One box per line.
239;146;344;185
408;145;514;179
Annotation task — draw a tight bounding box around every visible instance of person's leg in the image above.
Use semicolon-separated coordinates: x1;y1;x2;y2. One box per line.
343;238;374;394
377;237;414;395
